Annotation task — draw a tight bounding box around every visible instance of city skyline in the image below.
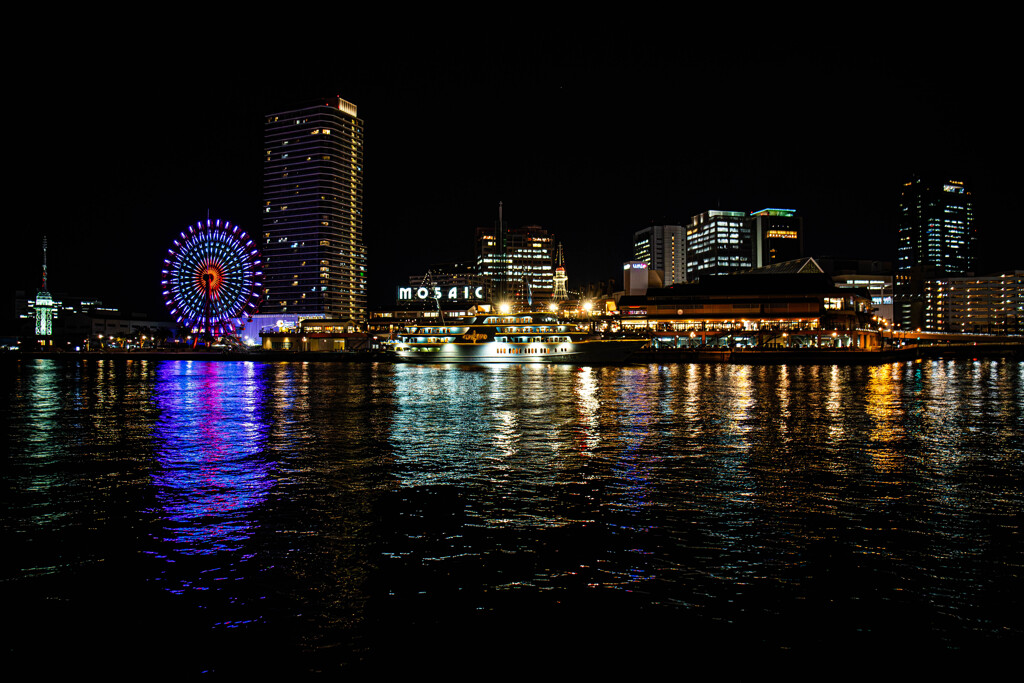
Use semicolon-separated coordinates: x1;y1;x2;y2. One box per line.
6;29;1018;321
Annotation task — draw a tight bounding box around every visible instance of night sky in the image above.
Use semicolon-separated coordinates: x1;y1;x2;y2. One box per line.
7;22;1018;320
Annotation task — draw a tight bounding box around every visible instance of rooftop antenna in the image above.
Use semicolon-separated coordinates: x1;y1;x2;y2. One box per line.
423;268;445;326
34;236;55;337
41;235;48;292
498;201;506;304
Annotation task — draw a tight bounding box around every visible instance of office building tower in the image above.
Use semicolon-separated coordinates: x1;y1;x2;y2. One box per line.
262;97;365;323
895;175;975;330
685;210;750;282
476;224;555;307
634;225;686;285
747;208;803;268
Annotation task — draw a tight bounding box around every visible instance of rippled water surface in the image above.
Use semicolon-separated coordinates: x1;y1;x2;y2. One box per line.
2;359;1022;673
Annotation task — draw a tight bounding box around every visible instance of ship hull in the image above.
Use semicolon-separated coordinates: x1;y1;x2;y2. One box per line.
391;339;647;364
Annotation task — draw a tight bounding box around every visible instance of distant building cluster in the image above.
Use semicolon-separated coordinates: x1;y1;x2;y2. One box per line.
251;99;1019;339
633;208;804;285
10;95;1022;352
893;175;1020;334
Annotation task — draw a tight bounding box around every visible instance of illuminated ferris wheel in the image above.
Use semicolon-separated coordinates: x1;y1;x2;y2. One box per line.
161;218;263;337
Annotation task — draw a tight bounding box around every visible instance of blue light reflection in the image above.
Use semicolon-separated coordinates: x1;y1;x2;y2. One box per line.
152;361;273;557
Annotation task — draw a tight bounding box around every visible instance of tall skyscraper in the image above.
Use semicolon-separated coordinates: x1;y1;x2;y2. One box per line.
895;175;974;330
747;208;803;268
685;210;750;282
634;225;686;285
262;97;365;323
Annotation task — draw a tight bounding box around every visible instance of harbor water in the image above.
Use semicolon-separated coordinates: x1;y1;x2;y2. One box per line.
2;358;1022;673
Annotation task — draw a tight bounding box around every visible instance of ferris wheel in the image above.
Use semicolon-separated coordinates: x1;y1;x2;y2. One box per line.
161;218;263;337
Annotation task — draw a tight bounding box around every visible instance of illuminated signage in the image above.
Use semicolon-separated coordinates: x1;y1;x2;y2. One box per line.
398;286;485;301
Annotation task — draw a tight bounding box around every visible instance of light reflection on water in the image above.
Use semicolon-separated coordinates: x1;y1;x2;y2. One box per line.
151;361;272;559
1;358;1022;672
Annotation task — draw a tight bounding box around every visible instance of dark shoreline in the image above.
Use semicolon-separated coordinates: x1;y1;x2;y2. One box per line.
635;344;1024;364
6;344;1022;365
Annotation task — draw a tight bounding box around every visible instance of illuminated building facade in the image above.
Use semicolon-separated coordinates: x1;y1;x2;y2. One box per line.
834;274;893;324
747;208;803;268
476;225;554;307
262;97;366;323
685;210;750;282
398;261;488;309
634;225;686;285
617;272;880;350
895;175;975;330
925;271;1023;334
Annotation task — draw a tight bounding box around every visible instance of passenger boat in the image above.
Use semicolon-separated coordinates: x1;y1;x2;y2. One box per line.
387;313;648;363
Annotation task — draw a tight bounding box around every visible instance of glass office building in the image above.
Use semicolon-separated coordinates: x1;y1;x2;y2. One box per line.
685;210;750;282
895;176;975;330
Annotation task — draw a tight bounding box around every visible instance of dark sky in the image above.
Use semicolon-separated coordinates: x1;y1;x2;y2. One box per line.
7;22;1019;318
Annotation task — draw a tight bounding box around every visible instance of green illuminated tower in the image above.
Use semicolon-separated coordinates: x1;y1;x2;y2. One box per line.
34;236;54;337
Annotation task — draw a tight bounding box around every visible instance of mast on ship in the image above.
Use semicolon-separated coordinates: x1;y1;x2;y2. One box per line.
498;201;506;307
423;268;446;326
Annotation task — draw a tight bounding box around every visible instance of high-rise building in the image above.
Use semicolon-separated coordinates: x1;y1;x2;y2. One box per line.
895;175;975;330
262;97;365;323
747;208;803;268
685;210;750;282
634;225;686;285
476;224;554;307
